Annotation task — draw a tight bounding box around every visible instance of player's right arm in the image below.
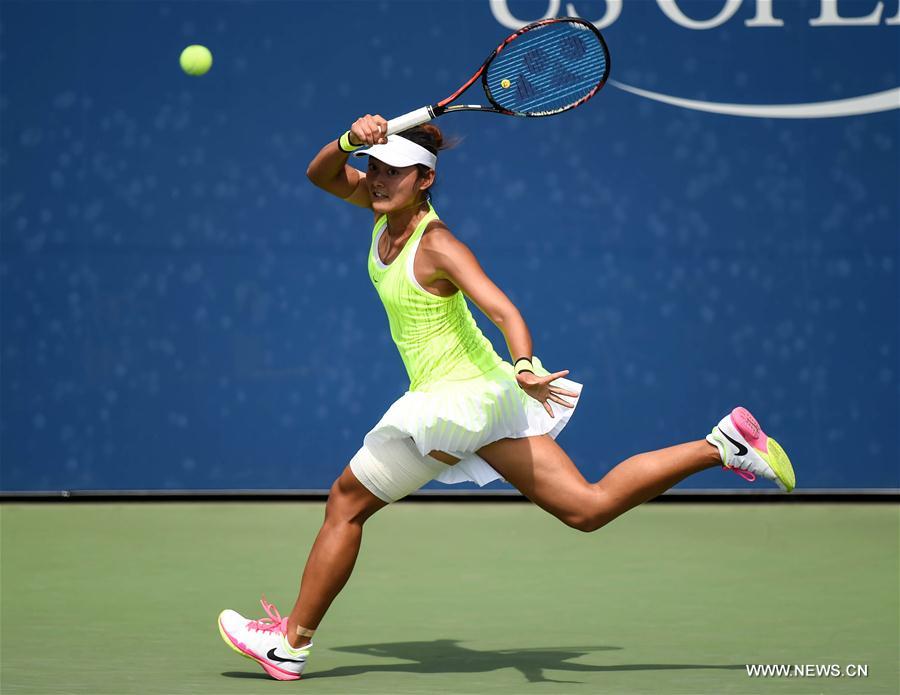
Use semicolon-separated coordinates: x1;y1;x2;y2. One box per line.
305;114;388;209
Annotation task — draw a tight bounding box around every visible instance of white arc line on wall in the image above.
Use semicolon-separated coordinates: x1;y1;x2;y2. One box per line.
610;80;900;118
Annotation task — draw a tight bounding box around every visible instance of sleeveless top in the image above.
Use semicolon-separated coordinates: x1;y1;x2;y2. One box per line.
367;203;503;391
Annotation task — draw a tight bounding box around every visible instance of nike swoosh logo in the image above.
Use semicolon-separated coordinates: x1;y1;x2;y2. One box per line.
266;648;306;664
719;429;748;457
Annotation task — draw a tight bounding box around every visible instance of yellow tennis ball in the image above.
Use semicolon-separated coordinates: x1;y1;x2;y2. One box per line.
180;45;213;76
501;78;511;89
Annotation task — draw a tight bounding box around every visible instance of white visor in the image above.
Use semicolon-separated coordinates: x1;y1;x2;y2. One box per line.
353;134;437;170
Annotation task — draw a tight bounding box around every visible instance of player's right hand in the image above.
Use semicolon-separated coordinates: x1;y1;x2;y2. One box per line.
349;114;388;147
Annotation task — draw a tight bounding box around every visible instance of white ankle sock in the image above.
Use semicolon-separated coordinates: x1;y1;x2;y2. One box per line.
282;635;311;654
706;431;727;464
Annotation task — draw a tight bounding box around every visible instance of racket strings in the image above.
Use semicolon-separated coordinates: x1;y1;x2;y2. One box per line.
485;22;608;116
490;47;606;111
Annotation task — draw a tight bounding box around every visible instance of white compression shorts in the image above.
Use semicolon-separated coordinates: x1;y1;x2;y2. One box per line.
349;437;448;503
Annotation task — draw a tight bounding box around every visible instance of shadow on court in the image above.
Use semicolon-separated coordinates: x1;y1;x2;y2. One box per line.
223;639;745;684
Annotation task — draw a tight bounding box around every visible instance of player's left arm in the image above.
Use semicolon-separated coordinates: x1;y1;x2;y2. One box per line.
421;225;530;359
419;225;577;413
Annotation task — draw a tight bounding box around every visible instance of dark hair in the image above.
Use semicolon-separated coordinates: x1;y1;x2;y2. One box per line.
398;124;457;201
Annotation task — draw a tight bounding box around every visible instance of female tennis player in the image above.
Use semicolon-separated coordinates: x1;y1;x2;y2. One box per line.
217;114;796;680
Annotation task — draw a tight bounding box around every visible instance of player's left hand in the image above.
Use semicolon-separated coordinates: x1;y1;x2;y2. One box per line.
516;370;578;417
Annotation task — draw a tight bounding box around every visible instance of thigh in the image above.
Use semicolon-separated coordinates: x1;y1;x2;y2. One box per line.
428;450;460;465
348;439;447;504
477;435;597;523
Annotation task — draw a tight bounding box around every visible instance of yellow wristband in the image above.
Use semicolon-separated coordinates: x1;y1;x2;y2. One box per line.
514;357;534;376
338;130;364;153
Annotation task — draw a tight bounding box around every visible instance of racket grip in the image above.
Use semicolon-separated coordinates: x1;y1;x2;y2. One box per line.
385;106;435;136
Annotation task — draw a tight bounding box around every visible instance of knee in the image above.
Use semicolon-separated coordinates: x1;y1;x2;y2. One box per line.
324;478;356;523
559;489;612;533
563;514;609;533
327;473;352;501
324;475;380;526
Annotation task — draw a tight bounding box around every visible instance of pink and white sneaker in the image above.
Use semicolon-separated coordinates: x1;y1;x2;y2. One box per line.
217;597;311;681
707;406;796;492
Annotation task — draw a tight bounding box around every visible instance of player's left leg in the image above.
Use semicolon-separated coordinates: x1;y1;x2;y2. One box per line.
478;435;720;532
479;407;794;532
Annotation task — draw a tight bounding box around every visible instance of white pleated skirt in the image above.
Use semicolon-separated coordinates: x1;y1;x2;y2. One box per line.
351;358;582;502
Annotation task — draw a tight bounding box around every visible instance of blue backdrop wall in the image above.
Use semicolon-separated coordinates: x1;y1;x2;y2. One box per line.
1;0;898;491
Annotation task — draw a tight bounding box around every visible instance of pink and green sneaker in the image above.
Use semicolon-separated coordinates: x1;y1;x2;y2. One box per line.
707;407;796;492
217;597;311;681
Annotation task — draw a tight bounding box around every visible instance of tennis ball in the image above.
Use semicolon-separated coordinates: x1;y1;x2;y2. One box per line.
180;45;213;76
501;78;511;89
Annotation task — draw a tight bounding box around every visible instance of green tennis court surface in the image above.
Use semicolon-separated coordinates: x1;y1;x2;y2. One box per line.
2;502;897;694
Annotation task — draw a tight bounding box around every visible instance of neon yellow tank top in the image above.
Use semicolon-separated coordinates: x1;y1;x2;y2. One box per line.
368;204;503;391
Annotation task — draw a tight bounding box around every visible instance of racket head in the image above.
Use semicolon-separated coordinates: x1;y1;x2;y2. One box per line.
481;18;610;117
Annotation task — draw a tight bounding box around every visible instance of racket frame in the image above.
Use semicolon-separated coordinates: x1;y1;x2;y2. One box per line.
385;17;610;135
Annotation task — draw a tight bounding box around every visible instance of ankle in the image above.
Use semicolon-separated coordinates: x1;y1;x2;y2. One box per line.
702;439;724;468
285;622;316;649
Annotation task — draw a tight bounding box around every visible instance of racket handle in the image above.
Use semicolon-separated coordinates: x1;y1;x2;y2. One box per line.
385;106;435;136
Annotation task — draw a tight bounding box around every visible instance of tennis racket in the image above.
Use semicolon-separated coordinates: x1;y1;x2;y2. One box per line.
385;17;610;136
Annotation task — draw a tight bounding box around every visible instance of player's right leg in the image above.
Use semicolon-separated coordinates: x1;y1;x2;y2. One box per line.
218;465;387;680
217;436;449;680
284;464;388;644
